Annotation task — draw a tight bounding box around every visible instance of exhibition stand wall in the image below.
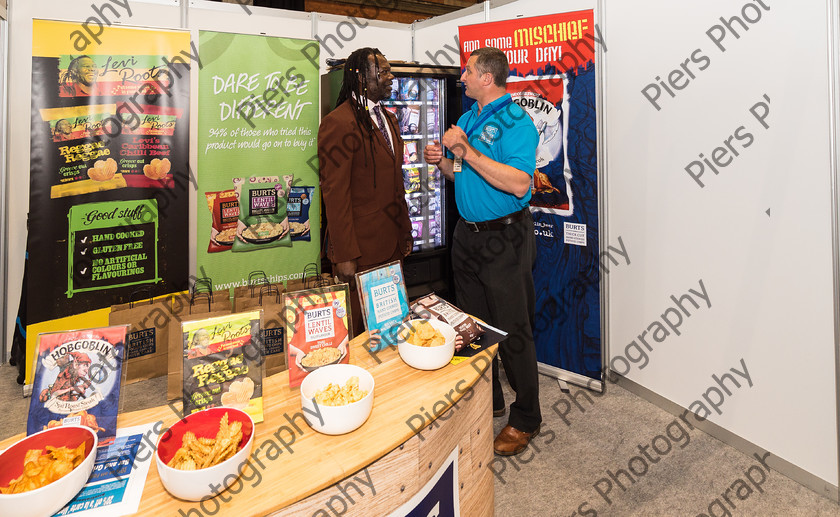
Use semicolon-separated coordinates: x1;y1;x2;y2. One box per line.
603;0;840;498
2;0;839;505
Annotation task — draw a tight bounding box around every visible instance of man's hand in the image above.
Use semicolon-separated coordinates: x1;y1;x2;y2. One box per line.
424;138;456;182
441;125;470;159
335;260;358;290
424;139;444;165
402;237;413;256
366;329;381;350
454;334;465;352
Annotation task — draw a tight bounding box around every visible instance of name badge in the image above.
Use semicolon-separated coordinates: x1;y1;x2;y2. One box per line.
453;157;462;173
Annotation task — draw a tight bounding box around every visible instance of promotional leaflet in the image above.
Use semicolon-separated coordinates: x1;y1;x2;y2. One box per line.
54;423;157;517
284;285;350;388
355;261;409;351
181;311;265;423
27;326;128;444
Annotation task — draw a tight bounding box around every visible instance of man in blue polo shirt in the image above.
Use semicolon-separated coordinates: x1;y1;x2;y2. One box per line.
424;47;541;456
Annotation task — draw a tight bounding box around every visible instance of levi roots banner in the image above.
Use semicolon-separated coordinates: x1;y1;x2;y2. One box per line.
28;22;190;334
197;31;320;291
459;11;601;381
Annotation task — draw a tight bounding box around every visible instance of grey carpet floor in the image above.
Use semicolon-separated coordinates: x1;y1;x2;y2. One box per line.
1;363;838;515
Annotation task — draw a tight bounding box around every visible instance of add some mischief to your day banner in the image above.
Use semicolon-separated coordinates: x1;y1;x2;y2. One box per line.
459;11;602;380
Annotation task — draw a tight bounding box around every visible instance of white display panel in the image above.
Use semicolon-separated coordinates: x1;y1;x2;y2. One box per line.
413;5;485;67
190;1;311;40
604;0;838;485
488;0;596;20
314;14;411;72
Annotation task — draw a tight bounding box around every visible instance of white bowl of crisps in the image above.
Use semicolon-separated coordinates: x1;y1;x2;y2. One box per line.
156;407;255;501
300;364;375;435
397;318;457;370
0;425;97;517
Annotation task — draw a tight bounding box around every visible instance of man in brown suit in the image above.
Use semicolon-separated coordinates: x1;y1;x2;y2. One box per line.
318;48;412;336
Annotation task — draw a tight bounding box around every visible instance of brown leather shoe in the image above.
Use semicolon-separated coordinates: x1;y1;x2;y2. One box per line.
493;424;540;456
493;407;506;418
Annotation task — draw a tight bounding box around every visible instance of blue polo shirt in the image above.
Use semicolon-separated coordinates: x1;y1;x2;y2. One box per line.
450;93;538;222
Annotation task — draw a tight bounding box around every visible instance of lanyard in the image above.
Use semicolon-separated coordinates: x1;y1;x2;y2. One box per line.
463;96;513;137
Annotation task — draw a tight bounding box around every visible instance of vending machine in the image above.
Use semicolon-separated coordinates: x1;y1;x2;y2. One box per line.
321;64;462;301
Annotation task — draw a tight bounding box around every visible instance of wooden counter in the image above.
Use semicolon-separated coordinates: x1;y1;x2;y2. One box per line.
4;336;497;516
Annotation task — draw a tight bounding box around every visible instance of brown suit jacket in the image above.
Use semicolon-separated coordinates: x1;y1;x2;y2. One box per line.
318;99;412;267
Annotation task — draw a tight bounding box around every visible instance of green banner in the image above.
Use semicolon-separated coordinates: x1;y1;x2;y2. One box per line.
67;199;160;297
197;31;320;291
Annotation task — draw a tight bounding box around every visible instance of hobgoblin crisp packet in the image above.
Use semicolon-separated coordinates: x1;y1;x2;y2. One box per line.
27;325;128;445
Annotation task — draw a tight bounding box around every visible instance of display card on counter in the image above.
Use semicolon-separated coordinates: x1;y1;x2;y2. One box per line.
54;422;157;517
27;325;128;445
284;285;351;388
356;261;409;351
181;311;265;423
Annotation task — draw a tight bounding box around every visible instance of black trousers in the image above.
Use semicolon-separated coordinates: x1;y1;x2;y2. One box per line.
452;212;541;433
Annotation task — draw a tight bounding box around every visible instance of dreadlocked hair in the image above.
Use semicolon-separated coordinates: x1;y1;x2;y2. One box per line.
337;47;388;188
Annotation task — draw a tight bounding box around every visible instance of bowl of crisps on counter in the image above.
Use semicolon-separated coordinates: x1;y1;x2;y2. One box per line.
300;364;374;435
0;425;97;517
397;318;457;370
156;407;254;501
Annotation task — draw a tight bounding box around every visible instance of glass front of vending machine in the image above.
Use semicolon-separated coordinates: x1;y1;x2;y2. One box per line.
385;65;461;301
382;75;444;253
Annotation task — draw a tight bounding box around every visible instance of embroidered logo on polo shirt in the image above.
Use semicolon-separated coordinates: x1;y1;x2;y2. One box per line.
479;124;500;145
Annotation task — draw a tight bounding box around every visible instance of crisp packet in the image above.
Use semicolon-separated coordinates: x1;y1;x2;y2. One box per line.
410;293;484;344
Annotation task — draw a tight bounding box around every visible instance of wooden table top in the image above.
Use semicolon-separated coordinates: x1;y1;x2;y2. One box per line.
3;335;496;515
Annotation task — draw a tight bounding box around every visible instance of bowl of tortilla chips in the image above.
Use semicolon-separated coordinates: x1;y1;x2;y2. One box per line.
156;407;254;501
0;425;97;517
397;318;456;370
300;364;374;435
